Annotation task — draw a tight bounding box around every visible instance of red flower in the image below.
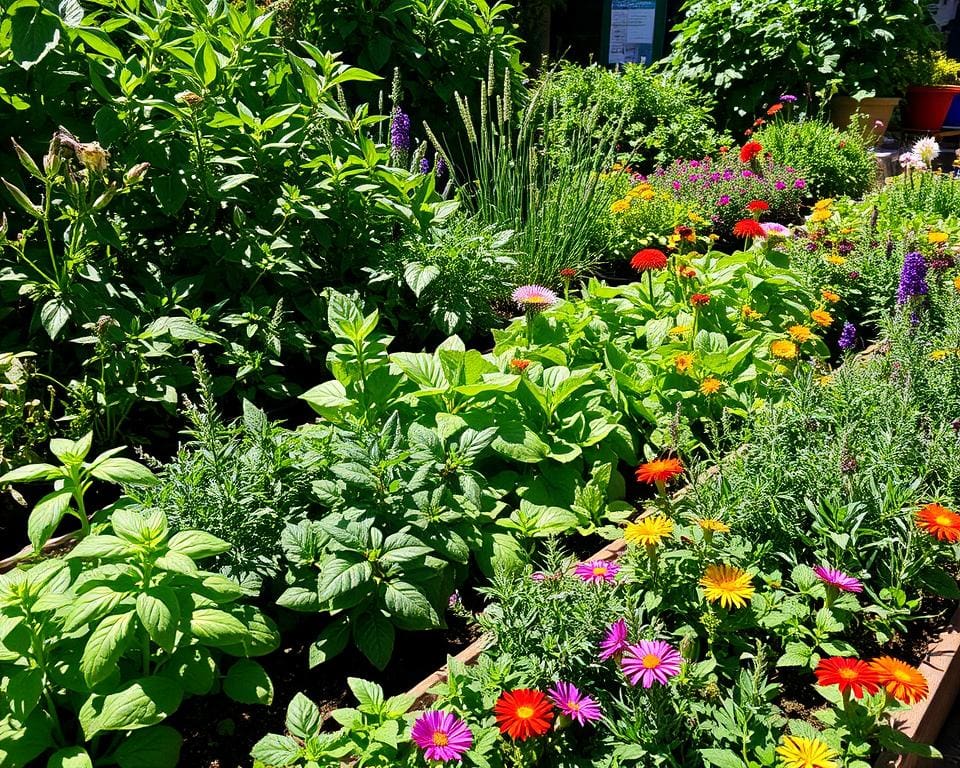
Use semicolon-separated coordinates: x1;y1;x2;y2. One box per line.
739;141;762;162
674;225;695;240
690;293;711;306
753;118;765;127
743;128;753;137
746;200;769;213
559;268;577;278
767;103;783;115
494;689;554;740
636;457;684;485
510;359;531;372
815;657;882;699
719;146;730;154
732;218;766;239
630;248;668;272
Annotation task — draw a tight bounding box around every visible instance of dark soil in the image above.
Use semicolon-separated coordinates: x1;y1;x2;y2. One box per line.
171;607;482;768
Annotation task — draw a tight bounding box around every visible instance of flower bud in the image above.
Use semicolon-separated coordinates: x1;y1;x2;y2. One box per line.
92;183;118;209
124;162;150;186
176;91;203;107
76;142;109;173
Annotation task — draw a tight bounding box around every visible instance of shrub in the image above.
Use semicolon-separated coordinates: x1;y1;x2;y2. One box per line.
754;118;878;200
540;62;727;170
670;0;940;129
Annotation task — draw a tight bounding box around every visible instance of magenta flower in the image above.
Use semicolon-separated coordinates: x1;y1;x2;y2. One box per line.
794;178;806;189
621;640;682;688
813;565;863;593
599;618;630;661
775;180;787;190
574;559;619;584
717;194;731;206
512;284;558;310
760;222;791;239
411;710;473;762
531;571;546;582
548;682;602;725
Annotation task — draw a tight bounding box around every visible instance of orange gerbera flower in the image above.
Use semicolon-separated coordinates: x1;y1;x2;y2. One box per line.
636;458;684;485
788;324;813;343
821;289;841;303
767;103;783;116
811;309;833;327
494;689;554;740
869;657;929;704
916;502;960;542
814;657;881;699
674;352;694;373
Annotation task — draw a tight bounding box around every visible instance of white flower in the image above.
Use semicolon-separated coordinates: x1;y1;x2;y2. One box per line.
899;151;927;171
912;136;940;166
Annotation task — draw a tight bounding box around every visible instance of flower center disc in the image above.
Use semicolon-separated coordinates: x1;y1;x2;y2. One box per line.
592;567;608;576
432;731;449;747
516;706;534;719
642;654;661;669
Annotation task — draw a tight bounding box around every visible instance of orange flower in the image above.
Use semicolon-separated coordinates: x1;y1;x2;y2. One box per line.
494;689;554;740
916;503;960;542
746;199;769;213
733;218;766;239
674;352;694;373
810;309;833;327
510;359;531;372
678;265;697;279
771;339;798;359
636;458;684;485
767;103;784;116
788;325;813;343
699;377;722;395
674;225;696;241
690;293;711;306
869;657;929;704
821;289;840;303
814;657;881;699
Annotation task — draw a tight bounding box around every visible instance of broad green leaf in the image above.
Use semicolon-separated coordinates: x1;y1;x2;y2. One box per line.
316;559;373;603
79;677;183;739
89;458;157;486
167;530;231;558
353;611;394;670
285;692;322;739
223;659;273;705
250;734;302;766
189;608;248;647
347;677;384;713
383;581;438;628
136;588;179;652
7;668;43;721
76;27;123;59
10;5;61;68
28;489;73;550
308;619;350;667
113;726;182;768
81;610;136;686
46;746;92;768
62;586;128;632
0;463;60;483
67;534;133;560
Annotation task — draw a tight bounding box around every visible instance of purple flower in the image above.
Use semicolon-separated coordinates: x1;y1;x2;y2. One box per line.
775;180;787;190
574;559;619;584
741;169;754;178
689;160;701;168
531;571;546;582
599;618;630;661
411;711;473;762
420;156;431;173
813;565;863;593
718;195;731;206
547;682;602;725
436;154;447;178
848;270;860;280
709;172;721;182
837;241;855;255
838;322;857;350
672;180;682;191
722;169;734;181
780;94;798;102
896;251;929;304
621;640;682;688
794;179;806;189
512;284;558;310
391;109;411;152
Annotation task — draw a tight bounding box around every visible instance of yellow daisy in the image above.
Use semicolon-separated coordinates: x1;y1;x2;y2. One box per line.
928;231;948;244
820;289;840;303
624;515;674;547
668;325;691;337
696;518;730;533
813;199;835;210
610;199;630;214
699;564;755;609
953;275;960;292
771;340;798;359
742;304;763;320
787;325;813;343
825;254;846;266
810;309;833;328
775;735;838;768
674;352;694;373
809;209;831;223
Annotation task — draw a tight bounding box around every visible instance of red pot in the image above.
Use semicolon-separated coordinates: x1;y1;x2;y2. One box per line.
903;85;960;131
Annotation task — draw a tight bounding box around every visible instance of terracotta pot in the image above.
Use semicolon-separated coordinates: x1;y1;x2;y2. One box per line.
903;85;960;132
830;96;901;140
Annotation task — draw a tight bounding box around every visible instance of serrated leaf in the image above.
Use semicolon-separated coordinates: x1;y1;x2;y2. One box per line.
285;692;322;739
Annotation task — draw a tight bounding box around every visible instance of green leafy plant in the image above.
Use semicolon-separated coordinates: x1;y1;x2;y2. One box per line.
0;432;155;550
0;506;279;767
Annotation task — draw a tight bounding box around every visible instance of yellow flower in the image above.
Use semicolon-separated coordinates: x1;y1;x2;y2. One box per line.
674;352;694;373
708;233;720;241
624;515;674;547
696;518;730;533
699;377;723;395
825;254;847;266
810;309;833;327
928;231;949;244
669;325;691;337
667;233;681;249
742;304;763;320
787;324;813;343
809;209;831;223
818;374;833;386
820;289;840;303
700;564;755;609
610;199;630;214
813;199;835;210
771;339;798;359
930;349;955;361
775;735;838;768
640;189;656;201
689;211;705;223
954;275;960;292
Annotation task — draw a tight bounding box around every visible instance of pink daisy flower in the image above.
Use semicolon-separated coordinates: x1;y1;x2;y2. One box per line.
512;284;558;311
598;618;630;661
813;565;863;593
760;222;791;239
574;559;619;584
547;681;602;725
621;640;682;688
411;710;473;762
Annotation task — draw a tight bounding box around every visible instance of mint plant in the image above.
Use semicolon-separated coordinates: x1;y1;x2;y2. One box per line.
0;507;279;767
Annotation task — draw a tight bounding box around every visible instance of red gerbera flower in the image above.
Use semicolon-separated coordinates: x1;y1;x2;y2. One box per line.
767;103;783;115
494;689;554;741
814;657;881;699
630;248;668;272
746;200;769;213
690;292;711;306
559;268;577;278
732;218;766;239
739;141;763;163
753;118;765;127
